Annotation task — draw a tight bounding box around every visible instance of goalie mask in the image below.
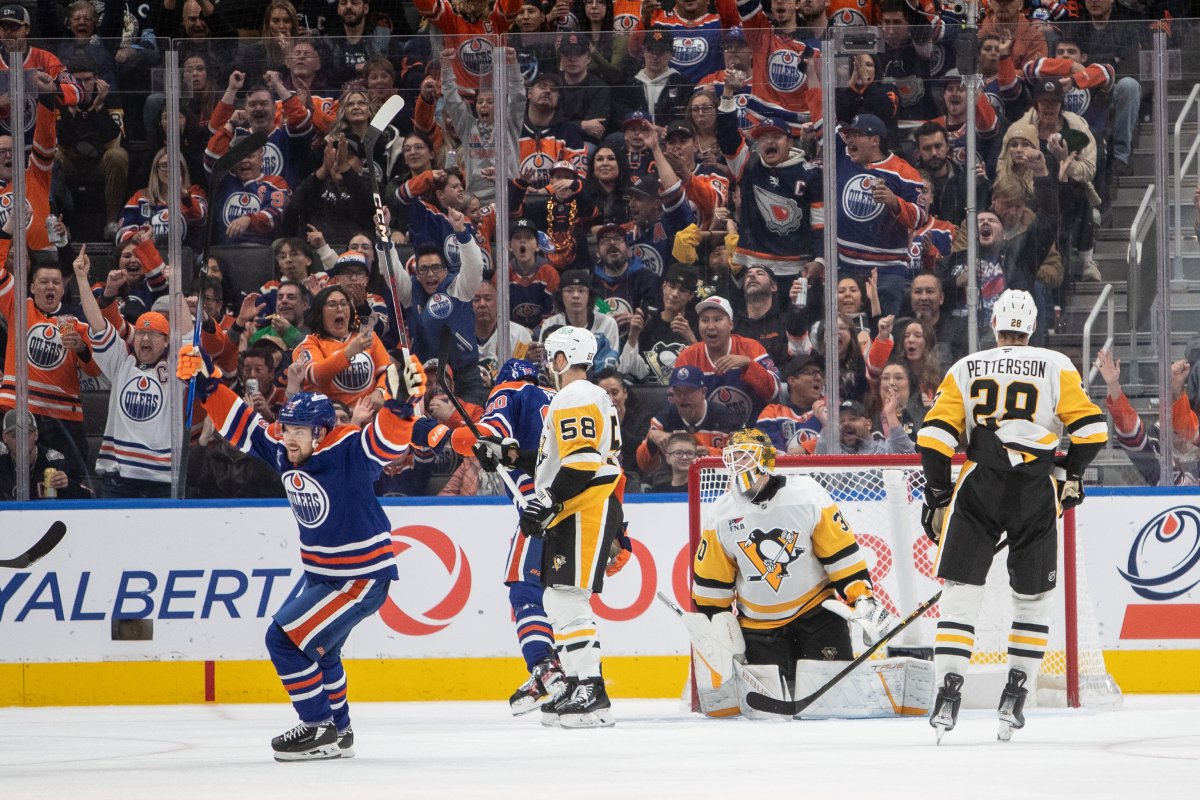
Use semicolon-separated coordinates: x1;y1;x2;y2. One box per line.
990;289;1037;337
722;428;776;497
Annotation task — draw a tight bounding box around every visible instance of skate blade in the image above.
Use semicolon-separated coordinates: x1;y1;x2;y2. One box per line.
511;694;549;716
997;722;1015;742
540;711;563;728
558;709;615;729
338;746;356;759
273;744;342;762
935;726;947;745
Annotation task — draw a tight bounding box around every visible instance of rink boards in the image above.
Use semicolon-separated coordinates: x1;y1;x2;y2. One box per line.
1;488;1199;705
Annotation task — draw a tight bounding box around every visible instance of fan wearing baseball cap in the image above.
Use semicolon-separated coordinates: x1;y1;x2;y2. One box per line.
715;64;824;287
0;409;90;501
68;247;176;498
671;295;784;429
836;112;928;316
512;159;599;272
518;68;589;196
639;1;732;83
634;365;745;476
612;30;693;130
620;132;697;282
556;33;612;145
618;263;700;384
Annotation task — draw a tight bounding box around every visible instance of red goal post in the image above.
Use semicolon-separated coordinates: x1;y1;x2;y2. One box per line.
686;453;1120;710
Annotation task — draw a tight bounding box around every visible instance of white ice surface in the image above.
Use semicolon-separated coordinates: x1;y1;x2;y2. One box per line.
3;696;1199;799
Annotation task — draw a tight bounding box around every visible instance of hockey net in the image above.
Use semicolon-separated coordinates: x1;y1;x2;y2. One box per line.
687;454;1122;710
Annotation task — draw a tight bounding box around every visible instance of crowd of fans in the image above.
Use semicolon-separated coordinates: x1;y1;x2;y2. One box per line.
0;0;1190;500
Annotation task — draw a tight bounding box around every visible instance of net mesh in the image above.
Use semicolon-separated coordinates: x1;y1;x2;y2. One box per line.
689;456;1121;708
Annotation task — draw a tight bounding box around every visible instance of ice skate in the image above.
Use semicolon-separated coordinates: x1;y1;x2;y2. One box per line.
336;726;355;758
271;721;340;762
540;677;577;728
556;678;614;729
510;657;567;716
929;673;964;744
997;669;1028;742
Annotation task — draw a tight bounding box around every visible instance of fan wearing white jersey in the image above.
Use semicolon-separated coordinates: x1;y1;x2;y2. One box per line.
516;325;625;729
917;289;1107;743
692;428;895;705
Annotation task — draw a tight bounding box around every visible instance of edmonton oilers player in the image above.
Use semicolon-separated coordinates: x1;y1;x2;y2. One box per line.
177;345;427;761
447;358;562;713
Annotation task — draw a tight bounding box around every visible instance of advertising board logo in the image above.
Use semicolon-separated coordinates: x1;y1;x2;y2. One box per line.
1119;505;1200;600
380;525;471;635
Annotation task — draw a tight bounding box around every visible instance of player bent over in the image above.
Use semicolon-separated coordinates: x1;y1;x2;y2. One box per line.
502;326;626;728
917;289;1106;742
178;345;427;761
692;428;897;716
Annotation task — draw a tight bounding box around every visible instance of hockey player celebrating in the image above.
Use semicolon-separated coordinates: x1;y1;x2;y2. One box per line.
445;358;563;714
917;289;1107;743
692;428;895;715
505;326;626;728
176;344;428;761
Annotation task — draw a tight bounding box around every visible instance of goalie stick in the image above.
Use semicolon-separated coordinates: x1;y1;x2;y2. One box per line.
0;521;66;569
437;327;526;505
180;130;270;497
364;95;410;349
745;540;1009;717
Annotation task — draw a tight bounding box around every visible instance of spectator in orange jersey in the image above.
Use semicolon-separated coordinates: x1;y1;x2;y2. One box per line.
294;285;391;409
636;364;744;475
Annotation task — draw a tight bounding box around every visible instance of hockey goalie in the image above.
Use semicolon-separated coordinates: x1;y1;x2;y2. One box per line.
688;428;934;719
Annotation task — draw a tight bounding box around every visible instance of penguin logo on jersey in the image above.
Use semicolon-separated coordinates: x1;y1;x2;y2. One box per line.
739;528;804;591
27;324;66;370
261;142;284;177
333;352;375;393
222;192;262;226
121;374;163;422
753;185;806;235
646;340;684;382
843;174;885;222
673;36;708;68
1119;505;1200;600
283;471;331;528
767;50;807;93
426;292;454;320
458;37;494;77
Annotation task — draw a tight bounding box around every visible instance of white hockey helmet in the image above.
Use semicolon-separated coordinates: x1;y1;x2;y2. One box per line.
543;325;597;386
990;289;1038;336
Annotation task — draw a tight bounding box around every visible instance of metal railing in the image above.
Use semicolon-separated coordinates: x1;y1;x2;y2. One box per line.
1173;82;1200;279
1083;283;1116;390
1126;184;1156;388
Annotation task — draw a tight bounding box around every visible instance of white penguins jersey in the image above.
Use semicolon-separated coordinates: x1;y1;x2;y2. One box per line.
693;476;874;630
917;345;1108;468
535;378;623;499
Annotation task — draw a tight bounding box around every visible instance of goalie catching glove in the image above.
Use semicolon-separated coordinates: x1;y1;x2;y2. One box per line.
921;485;952;543
519;488;561;538
384;350;427;411
176;345;223;400
849;596;895;647
473;435;519;472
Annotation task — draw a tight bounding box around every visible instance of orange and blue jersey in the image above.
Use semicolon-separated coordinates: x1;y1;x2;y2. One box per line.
203;382;412;584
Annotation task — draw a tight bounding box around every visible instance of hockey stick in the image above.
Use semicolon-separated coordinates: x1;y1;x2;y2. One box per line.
437;326;526;505
180;131;270;497
0;521;66;569
365;95;410;349
745;539;1010;717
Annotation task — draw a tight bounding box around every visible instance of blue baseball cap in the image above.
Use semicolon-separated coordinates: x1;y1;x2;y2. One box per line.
846;114;888;139
750;117;792;138
623;110;653;129
670;365;706;389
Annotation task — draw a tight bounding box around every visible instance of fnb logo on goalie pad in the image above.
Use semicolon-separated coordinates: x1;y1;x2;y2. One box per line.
739;528;804;591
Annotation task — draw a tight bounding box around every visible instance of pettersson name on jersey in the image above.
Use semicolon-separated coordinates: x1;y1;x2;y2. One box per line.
965;357;1049;379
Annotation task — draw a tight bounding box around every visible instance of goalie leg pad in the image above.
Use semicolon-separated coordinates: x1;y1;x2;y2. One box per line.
736;662;791;721
543;586;601;680
792;657;936;719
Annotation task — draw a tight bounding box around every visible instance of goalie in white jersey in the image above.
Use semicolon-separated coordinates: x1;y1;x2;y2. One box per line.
691;428;897;714
516;325;625;729
917;289;1107;743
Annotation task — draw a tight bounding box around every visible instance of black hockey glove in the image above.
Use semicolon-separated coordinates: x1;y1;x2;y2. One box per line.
473;435;519;473
1057;476;1085;511
922;485;952;544
519;488;561;538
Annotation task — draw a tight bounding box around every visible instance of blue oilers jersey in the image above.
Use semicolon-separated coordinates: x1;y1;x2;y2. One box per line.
207;384;407;584
411;274;481;371
479;379;555;499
